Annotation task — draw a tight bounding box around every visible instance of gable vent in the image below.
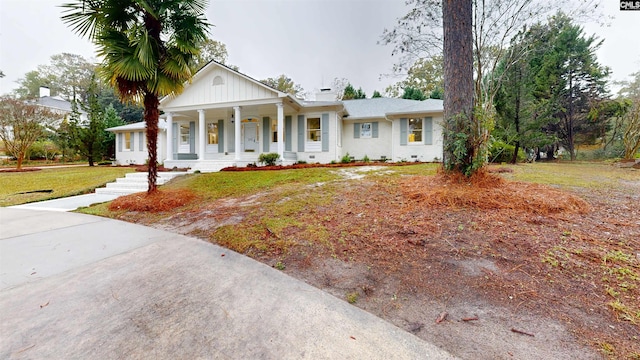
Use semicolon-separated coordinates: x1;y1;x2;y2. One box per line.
212;76;224;86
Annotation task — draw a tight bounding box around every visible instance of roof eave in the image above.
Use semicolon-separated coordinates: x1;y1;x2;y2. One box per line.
385;109;443;117
342;115;384;121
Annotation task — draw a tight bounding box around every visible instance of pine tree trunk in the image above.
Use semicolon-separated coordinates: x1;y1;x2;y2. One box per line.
442;0;475;174
144;93;159;193
511;67;522;164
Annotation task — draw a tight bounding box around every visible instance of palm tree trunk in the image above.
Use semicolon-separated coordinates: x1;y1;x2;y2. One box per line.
144;93;159;193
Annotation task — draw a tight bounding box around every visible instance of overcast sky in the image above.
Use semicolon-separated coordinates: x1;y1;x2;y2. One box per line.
1;0;638;98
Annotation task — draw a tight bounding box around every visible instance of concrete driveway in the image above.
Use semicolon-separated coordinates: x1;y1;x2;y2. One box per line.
0;208;456;359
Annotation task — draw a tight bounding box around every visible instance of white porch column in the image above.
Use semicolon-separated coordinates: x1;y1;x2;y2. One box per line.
233;106;241;161
198;109;206;159
276;102;284;159
166;112;173;161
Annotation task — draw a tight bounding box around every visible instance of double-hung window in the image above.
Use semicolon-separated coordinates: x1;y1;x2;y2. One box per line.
307;117;321;142
360;123;372;138
124;132;132;151
408;118;422;143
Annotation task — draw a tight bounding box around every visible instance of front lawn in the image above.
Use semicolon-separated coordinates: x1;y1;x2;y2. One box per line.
79;162;639;359
0;166;136;206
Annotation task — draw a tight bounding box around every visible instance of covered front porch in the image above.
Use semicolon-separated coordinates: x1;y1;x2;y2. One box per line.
162;98;300;172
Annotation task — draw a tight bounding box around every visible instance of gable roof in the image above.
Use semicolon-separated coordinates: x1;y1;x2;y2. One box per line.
197;60;286;95
160;61;298;109
34;96;88;116
342;98;443;119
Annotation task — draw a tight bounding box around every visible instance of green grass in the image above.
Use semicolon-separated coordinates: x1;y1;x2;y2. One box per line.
497;162;639;189
164;163;440;201
0;166;136;206
386;163;439;176
166;167;342;200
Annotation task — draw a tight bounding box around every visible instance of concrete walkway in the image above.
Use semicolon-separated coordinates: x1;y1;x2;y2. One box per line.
9;172;187;212
0;208;456;359
9;193;121;212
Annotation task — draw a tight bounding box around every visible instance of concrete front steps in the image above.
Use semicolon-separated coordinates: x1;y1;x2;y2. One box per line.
95;172;187;196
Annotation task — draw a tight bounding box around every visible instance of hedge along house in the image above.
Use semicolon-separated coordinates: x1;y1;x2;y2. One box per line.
107;61;444;172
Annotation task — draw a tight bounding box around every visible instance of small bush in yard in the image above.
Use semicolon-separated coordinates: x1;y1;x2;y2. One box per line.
346;291;359;304
489;140;525;163
258;153;280;166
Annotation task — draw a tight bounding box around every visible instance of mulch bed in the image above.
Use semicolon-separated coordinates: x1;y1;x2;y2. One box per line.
221;161;426;171
0;168;42;173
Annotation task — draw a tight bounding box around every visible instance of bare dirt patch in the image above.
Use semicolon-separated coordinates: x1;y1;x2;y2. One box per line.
111;166;640;359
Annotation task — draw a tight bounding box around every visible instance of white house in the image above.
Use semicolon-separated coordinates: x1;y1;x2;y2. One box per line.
107;62;444;172
34;86;88;127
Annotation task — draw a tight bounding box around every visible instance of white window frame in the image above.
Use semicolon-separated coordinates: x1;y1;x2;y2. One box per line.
139;131;144;151
360;122;372;138
305;115;322;152
408;118;423;143
179;123;190;153
124;132;132;151
271;118;279;143
207;122;219;145
307;117;321;142
179;124;189;146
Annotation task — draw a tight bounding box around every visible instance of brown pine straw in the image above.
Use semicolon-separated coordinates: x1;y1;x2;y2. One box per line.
109;189;196;212
402;169;590;215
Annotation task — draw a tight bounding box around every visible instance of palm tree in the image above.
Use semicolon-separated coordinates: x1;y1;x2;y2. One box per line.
61;0;209;192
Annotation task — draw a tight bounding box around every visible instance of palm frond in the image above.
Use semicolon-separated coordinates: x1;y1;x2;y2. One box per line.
60;0;101;39
148;70;184;97
62;0;209;101
183;0;208;15
135;0;159;20
111;56;154;82
131;26;159;69
160;52;191;80
101;0;140;32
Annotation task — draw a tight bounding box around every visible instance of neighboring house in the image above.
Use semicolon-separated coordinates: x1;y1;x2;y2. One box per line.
106;62;444;172
0;88;86;144
33;87;88;129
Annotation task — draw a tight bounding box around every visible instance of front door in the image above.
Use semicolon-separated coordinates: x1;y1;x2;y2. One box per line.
243;122;258;152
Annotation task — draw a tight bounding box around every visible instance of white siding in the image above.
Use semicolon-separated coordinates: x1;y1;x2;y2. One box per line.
295;111;339;163
114;130;166;165
393;116;444;162
163;67;278;108
342;120;392;161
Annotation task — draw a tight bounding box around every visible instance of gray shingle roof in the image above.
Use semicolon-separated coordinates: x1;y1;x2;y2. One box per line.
35;96;72;112
35;96;88;115
342;98;443;119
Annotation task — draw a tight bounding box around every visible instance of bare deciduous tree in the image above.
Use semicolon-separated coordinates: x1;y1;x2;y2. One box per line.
0;96;57;169
381;0;604;114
